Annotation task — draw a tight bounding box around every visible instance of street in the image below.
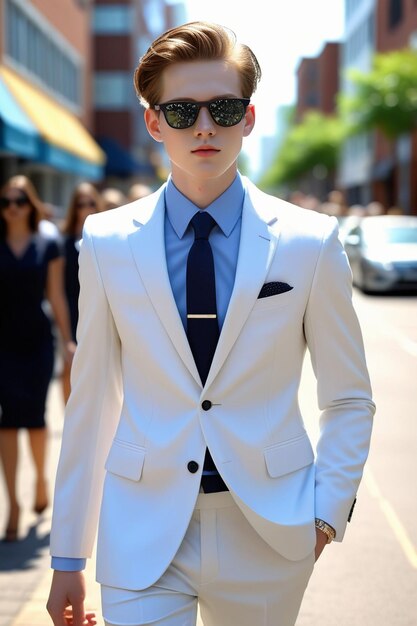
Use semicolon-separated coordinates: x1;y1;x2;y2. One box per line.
298;289;417;625
0;289;416;626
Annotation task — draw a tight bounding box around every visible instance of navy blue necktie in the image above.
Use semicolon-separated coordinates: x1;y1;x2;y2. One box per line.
186;211;228;492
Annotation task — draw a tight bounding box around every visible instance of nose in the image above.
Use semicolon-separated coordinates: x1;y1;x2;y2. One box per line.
193;106;216;136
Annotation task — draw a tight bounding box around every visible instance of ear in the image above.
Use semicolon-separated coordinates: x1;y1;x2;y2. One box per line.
144;108;164;143
243;103;255;138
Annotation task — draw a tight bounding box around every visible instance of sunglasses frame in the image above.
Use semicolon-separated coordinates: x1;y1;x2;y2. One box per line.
154;98;250;129
0;195;29;210
75;200;97;210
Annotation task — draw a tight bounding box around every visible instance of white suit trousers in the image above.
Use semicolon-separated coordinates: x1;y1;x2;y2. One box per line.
102;491;315;626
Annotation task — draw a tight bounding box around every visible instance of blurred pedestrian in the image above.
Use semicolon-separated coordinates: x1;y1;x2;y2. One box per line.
47;21;375;626
0;175;75;542
387;205;403;215
366;201;384;216
39;203;61;240
347;203;366;217
328;190;348;215
60;182;103;403
101;187;127;211
128;182;153;202
321;189;348;217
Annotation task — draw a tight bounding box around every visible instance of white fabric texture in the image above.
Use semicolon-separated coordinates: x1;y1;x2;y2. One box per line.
102;492;315;626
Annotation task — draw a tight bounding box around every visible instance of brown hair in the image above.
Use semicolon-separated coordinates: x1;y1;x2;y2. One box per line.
134;21;261;108
0;175;43;238
62;181;103;235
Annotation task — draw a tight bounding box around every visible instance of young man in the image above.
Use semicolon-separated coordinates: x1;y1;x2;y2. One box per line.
47;21;375;626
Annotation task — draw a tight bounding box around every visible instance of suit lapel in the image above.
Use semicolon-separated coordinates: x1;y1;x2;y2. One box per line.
127;181;280;390
204;186;280;389
127;190;201;386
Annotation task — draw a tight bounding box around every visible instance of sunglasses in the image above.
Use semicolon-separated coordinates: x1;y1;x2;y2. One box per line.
0;195;29;210
76;200;96;209
154;98;250;129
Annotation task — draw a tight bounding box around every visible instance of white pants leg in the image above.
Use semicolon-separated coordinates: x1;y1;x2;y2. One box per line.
101;492;315;626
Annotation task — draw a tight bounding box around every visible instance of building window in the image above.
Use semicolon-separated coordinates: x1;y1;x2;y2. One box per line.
388;0;403;29
94;72;132;109
93;6;133;34
5;0;81;106
305;93;318;107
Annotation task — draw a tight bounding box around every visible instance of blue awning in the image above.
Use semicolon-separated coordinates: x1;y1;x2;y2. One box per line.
1;65;105;180
98;136;155;178
0;75;39;158
39;142;104;180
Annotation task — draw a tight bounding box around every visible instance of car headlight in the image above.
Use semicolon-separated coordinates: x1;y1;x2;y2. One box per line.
364;257;395;271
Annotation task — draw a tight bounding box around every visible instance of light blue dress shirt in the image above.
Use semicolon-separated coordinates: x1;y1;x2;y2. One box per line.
52;173;245;571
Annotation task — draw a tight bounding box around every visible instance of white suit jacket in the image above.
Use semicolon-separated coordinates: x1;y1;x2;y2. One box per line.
50;179;375;590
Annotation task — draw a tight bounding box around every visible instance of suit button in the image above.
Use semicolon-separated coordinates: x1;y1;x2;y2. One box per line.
202;400;212;411
187;461;199;474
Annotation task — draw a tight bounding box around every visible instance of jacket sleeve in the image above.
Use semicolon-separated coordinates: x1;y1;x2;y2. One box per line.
303;217;376;541
50;218;122;558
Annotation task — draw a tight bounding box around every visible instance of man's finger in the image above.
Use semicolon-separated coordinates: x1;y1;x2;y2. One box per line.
69;601;85;626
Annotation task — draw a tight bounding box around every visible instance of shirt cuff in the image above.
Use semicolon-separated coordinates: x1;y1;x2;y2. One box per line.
51;557;86;571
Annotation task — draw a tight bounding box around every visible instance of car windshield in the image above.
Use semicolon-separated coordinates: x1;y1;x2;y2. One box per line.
363;225;417;245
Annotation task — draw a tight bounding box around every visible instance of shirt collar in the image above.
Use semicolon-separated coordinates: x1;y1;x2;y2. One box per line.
165;172;245;239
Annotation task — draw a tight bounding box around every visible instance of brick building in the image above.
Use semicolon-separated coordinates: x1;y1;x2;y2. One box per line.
295;42;340;198
0;0;105;211
92;0;186;187
296;42;340;122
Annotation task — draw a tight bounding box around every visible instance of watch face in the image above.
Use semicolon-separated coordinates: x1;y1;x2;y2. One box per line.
315;519;335;542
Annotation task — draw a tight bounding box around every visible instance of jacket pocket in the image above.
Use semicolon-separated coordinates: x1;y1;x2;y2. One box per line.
105;438;145;481
252;289;294;313
264;433;314;478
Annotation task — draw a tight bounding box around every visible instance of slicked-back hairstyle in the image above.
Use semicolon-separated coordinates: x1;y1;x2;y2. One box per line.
134;21;261;108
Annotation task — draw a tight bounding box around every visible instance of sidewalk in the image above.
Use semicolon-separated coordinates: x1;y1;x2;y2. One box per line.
9;547;102;626
0;379;102;626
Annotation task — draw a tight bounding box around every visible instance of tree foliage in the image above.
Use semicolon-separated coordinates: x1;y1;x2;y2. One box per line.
260;111;346;187
340;48;417;138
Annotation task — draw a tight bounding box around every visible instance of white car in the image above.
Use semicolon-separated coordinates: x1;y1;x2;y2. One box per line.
343;215;417;293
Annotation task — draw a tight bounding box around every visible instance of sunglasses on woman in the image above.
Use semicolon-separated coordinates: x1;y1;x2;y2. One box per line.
0;195;29;210
153;98;250;129
75;200;97;210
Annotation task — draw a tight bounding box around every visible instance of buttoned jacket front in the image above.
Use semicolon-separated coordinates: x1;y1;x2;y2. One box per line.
50;179;375;590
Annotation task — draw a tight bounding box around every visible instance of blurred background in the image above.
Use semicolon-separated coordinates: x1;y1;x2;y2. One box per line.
1;0;417;219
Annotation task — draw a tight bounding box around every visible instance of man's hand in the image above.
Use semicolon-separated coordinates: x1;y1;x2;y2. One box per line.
314;527;328;562
47;570;96;626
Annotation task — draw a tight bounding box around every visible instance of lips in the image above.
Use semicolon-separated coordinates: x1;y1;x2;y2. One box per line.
191;146;220;155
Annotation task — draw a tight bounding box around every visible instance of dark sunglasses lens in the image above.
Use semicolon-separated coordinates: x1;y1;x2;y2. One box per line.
0;196;28;209
209;99;246;127
163;103;198;129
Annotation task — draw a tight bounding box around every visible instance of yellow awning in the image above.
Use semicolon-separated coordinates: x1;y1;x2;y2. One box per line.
0;65;105;165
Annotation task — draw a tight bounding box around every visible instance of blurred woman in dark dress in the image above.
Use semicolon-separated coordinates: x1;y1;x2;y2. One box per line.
61;182;102;403
0;175;75;541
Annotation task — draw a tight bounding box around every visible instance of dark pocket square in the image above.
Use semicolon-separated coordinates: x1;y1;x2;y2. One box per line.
258;282;293;299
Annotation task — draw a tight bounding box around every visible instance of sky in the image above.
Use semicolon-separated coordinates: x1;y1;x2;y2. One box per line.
176;0;345;172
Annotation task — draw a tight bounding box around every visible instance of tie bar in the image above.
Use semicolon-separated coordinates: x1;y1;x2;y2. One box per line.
187;314;217;319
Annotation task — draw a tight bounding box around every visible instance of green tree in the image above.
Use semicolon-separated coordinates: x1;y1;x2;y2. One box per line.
340;48;417;138
260;111;346;188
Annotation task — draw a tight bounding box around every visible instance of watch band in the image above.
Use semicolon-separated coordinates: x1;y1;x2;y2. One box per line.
315;518;336;544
